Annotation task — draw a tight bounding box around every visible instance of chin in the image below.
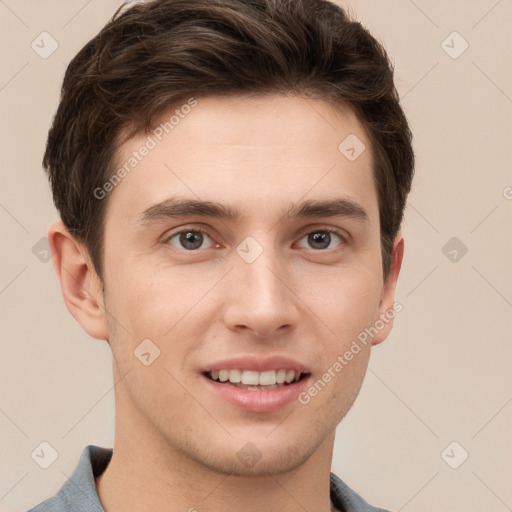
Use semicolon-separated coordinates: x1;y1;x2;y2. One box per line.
201;446;313;477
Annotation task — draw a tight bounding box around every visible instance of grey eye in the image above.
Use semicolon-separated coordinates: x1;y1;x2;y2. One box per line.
167;230;213;250
297;230;343;250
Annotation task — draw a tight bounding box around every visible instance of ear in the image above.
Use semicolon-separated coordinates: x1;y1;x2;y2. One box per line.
48;221;109;341
371;232;404;346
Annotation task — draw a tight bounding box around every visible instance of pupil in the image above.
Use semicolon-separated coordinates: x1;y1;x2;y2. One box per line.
181;231;202;250
309;232;330;249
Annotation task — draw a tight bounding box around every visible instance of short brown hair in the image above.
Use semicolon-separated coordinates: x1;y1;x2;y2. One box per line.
43;0;414;281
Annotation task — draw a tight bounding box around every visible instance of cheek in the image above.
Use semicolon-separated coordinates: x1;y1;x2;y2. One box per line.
104;260;215;375
104;256;178;331
299;342;371;427
301;267;381;406
303;266;382;339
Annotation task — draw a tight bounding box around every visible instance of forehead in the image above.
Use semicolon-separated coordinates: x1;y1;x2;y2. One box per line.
106;94;378;224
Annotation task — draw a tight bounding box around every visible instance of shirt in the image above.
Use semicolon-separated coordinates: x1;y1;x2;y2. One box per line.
27;444;392;512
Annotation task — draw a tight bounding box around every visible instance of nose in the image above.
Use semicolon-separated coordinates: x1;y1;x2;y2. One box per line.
222;245;300;338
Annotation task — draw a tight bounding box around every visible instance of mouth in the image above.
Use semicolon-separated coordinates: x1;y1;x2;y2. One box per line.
200;355;312;412
202;369;311;391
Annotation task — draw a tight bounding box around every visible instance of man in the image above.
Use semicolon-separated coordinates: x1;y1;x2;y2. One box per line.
28;0;414;510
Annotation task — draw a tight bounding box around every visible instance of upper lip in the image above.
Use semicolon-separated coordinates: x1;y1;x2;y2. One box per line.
201;355;311;374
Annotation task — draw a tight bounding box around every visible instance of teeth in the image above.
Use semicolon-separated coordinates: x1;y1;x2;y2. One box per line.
285;370;295;383
276;369;286;384
228;369;241;383
258;370;276;385
241;370;259;385
207;369;304;386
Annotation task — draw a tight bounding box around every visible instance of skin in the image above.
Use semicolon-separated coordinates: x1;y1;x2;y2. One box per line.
49;93;403;512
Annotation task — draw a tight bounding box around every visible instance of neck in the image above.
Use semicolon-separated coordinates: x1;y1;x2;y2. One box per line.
96;388;337;512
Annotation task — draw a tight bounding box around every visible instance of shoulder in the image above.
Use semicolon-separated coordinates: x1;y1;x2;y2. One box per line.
26;493;68;512
330;472;393;512
25;444;112;512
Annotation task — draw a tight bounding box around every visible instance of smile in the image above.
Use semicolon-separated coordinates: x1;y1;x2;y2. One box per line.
204;369;308;390
201;371;311;413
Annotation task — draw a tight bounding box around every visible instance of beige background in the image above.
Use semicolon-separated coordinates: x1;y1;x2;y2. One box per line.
1;1;511;511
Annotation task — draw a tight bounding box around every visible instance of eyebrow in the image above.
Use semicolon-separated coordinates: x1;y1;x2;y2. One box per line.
139;197;369;225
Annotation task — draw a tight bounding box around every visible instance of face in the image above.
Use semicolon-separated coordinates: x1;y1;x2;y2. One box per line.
94;94;400;476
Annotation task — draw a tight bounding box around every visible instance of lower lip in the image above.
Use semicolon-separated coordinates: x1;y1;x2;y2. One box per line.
201;374;310;413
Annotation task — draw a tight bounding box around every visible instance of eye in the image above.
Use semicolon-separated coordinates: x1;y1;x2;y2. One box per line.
163;226;346;252
296;228;345;250
165;229;216;251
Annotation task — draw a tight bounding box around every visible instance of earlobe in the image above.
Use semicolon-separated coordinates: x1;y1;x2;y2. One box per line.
371;233;404;346
48;221;109;341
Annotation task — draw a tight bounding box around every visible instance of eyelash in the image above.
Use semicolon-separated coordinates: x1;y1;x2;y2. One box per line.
163;226;347;251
